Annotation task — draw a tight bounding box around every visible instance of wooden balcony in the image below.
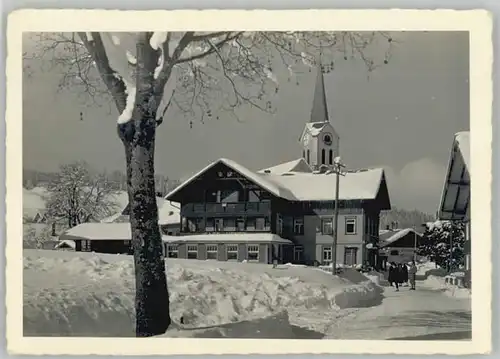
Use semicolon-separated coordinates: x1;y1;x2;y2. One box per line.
182;201;271;217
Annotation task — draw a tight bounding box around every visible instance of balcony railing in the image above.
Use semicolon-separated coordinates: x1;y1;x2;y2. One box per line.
182;201;271;216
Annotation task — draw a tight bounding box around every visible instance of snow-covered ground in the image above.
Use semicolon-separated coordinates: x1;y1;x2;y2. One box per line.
23;249;382;337
324;284;471;340
23;250;471;339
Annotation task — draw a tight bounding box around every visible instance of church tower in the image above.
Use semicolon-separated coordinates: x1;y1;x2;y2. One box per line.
299;67;340;171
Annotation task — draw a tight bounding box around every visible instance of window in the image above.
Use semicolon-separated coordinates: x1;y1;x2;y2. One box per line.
321;149;326;165
196;218;205;232
277;216;284;235
294;245;303;262
215;218;224;232
221;190;239;203
246;218;256;231
206;218;215;232
303;149;306;159
224;218;236;231
206;245;218;260
344;247;358;266
306;149;310;164
167;244;178;258
248;190;261;202
329;149;333;165
81;240;91;252
227;244;238;261
236;218;245;232
293;218;304;235
322;246;332;263
264;217;271;231
345;217;357;235
247;244;259;261
322;218;333;235
187;219;197;233
256;217;265;231
187;245;198;259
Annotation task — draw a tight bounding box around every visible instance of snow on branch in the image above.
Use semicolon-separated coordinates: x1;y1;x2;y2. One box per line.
25;31;395;125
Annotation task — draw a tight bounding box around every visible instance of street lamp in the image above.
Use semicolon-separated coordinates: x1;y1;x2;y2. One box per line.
332;156;346;275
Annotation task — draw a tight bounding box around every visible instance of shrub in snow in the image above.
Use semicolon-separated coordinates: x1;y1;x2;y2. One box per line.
417;220;465;271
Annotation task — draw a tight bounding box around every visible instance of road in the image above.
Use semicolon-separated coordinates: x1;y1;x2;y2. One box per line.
324;281;471;340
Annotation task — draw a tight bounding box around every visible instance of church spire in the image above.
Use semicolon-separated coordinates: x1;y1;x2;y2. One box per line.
310;66;330;123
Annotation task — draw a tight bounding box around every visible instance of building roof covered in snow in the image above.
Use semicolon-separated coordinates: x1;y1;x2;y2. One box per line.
60;222;176;242
54;240;76;250
379;228;423;248
258;158;312;175
61;222;133;241
438;131;470;221
162;233;292;244
166;158;391;209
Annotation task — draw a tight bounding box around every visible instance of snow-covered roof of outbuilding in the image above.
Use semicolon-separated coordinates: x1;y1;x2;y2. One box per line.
61;223;132;241
379;228;423;247
54;240;76;250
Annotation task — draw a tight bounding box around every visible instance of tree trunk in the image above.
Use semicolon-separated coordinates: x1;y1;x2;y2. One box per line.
118;35;171;337
124;129;170;337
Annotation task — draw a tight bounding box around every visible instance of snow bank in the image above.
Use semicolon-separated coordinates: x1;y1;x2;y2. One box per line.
421;275;471;299
318;263;362;272
23;250;383;336
416;260;447;279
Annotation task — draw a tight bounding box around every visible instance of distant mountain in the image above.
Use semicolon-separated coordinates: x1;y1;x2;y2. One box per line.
380;207;435;231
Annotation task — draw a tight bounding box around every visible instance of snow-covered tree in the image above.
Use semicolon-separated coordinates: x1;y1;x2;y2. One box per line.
25;31;395;337
46;161;119;227
23;224;53;249
417;220;465;271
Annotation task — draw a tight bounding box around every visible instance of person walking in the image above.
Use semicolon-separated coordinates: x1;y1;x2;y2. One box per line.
396;263;404;289
388;262;399;291
402;262;409;286
271;246;278;269
408;260;417;290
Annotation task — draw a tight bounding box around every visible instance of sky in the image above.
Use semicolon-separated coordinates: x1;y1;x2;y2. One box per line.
22;31;469;214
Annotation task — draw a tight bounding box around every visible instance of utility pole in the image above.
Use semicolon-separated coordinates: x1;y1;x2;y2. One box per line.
413;225;417;262
332;156;346;275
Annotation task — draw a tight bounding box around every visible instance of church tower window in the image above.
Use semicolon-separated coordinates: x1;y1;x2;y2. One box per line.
321;149;326;165
329;149;333;165
306;150;310;164
303;149;306;159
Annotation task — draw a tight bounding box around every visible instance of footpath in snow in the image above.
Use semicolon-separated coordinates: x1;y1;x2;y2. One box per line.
23;249;383;337
323;261;471;340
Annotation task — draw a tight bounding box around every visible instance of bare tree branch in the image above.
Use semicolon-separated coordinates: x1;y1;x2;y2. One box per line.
76;32;127;113
25;31;397;126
